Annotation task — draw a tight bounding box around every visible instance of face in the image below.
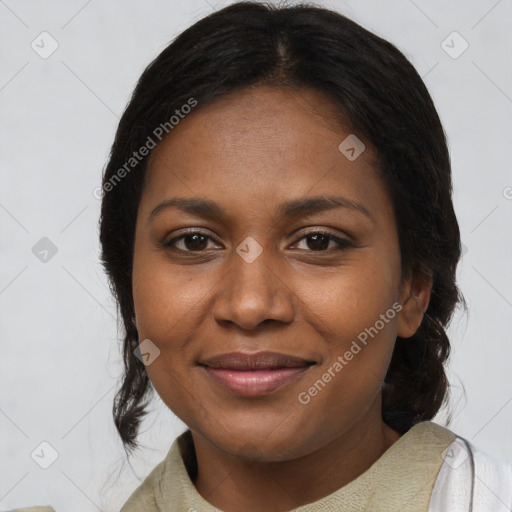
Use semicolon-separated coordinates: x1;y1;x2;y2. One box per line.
132;86;418;461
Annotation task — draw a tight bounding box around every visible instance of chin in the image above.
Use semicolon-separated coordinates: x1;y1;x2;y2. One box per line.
196;413;322;462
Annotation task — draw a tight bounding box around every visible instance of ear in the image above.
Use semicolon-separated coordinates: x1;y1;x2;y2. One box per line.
397;267;433;338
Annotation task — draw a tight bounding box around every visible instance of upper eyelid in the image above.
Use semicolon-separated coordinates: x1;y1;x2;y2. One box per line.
164;228;352;248
165;228;221;244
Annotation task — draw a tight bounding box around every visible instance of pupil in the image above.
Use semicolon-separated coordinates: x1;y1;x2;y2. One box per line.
186;234;207;251
308;234;329;251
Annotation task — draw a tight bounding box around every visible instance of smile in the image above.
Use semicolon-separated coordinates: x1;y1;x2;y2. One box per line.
199;351;316;397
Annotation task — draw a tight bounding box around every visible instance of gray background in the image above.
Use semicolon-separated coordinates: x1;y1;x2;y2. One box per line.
1;0;511;510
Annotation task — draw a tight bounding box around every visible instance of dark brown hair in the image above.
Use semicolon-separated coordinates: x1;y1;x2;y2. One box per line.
99;1;465;454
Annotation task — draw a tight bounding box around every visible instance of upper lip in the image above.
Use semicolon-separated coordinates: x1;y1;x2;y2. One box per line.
199;351;316;371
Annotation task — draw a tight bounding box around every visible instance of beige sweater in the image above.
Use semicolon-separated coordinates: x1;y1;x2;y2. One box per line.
119;421;455;511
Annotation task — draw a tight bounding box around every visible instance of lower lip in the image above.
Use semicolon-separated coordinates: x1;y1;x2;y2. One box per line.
203;366;311;396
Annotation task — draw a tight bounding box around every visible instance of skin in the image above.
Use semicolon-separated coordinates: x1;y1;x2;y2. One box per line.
132;85;432;512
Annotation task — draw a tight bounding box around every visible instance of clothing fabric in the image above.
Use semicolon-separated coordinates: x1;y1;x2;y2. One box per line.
428;434;512;511
8;421;512;511
119;420;512;511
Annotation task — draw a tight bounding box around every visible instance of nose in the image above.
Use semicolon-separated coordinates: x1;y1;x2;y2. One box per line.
211;242;295;331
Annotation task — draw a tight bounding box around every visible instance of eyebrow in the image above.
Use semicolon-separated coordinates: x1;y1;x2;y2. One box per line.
148;195;375;225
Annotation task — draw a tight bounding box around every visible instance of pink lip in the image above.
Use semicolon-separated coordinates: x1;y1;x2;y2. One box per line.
204;367;312;396
199;351;315;397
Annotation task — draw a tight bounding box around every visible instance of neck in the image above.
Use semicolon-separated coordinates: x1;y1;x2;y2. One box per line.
190;410;401;512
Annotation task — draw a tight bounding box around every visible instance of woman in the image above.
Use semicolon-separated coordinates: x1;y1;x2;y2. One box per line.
102;2;511;511
12;2;510;511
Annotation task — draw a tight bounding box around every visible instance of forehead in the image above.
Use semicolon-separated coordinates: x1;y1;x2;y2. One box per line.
140;86;390;225
147;85;366;170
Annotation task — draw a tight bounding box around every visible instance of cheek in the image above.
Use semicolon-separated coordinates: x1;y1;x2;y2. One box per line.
300;255;399;346
295;273;400;441
131;248;214;421
132;248;216;347
295;257;400;401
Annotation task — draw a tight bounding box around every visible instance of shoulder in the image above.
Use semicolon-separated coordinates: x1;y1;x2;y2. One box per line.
470;438;512;509
428;429;512;511
119;431;195;511
120;452;169;511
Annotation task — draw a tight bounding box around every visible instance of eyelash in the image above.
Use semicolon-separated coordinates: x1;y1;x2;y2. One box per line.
161;229;355;253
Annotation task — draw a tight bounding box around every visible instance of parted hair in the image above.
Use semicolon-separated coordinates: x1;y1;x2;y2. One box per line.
99;1;465;454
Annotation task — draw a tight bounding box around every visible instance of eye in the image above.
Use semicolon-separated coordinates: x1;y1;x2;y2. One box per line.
292;230;354;252
162;230;221;252
161;229;354;253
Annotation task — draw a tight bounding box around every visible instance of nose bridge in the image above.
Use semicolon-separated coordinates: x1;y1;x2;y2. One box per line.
212;237;294;330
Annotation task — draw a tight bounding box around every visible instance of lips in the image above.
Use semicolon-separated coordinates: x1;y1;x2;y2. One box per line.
201;351;314;370
199;351;316;396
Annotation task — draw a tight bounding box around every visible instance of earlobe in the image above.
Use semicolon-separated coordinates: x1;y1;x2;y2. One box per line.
397;270;433;338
